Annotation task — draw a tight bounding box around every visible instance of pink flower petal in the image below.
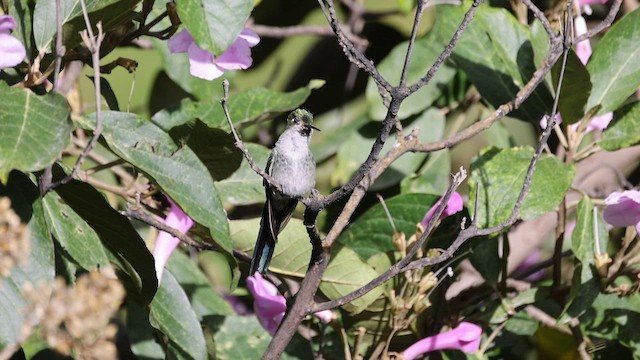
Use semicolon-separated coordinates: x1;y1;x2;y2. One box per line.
187;42;224;80
586;112;613;131
314;309;333;323
574;16;592;65
603;190;640;231
421;192;464;228
0;33;26;68
403;322;482;359
153;196;194;281
247;273;287;335
0;15;17;33
238;28;260;47
579;0;608;6
167;29;193;53
215;39;253;70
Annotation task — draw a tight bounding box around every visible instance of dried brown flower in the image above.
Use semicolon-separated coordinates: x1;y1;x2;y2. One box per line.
22;271;125;360
0;197;30;277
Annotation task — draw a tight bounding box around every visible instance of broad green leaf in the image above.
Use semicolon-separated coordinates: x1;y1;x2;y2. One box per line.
42;191;109;270
338;193;439;259
599;102;640;151
166;250;233;319
168;122;243;181
0;171;55;346
434;5;553;122
469;236;500;285
551;50;591;124
214;315;313;360
60;1;139;53
220;80;325;128
127;301;165;360
149;272;206;360
151;80;324;129
215;143;270;205
310;104;371;163
587;8;640;114
320;245;384;313
400;150;451;195
78;111;231;253
489;288;544;323
231;219;383;312
175;0;253;56
469;147;575;228
332;109;445;190
33;0;122;53
232;218;312;277
571;197;608;283
365;36;456;120
53;174;158;305
8;0;34;56
0;85;72;183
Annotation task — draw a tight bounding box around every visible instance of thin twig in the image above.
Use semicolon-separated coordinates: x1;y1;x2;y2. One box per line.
44;0;106;192
398;0;427;88
220;79;282;192
407;0;483;94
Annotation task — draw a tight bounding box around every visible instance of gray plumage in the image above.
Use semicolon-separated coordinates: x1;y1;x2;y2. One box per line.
249;109;318;274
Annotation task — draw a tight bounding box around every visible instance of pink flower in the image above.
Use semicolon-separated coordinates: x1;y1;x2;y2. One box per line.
168;28;259;80
603;190;640;234
0;15;26;69
152;196;194;281
246;273;287;335
574;16;592;65
421;192;463;229
579;0;607;6
402;322;482;359
246;273;333;335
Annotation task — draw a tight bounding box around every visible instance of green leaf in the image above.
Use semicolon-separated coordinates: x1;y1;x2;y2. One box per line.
400;149;451;195
175;0;253;56
320;245;384;314
78;111;231;253
149;271;206;360
587;8;640;114
599;102;640;151
151;81;324;129
168;122;243;181
333;109;444;190
469;236;500;285
551;49;592;124
8;0;34;57
434;5;553;122
213;315;313;359
166;250;233;319
0;171;55;346
338;193;440;259
571;197;608;280
60;1;139;52
231;219;383;312
232;218;311;277
53;172;158;305
0;85;72;183
365;36;456;120
126;300;165;360
42;191;109;270
310;106;370;163
469;147;575;228
32;0;123;53
215;143;270;205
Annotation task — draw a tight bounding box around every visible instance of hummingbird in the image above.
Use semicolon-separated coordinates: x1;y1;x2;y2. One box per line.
249;109;319;274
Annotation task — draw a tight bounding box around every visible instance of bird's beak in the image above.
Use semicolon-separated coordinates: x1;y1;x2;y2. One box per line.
306;124;320;132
